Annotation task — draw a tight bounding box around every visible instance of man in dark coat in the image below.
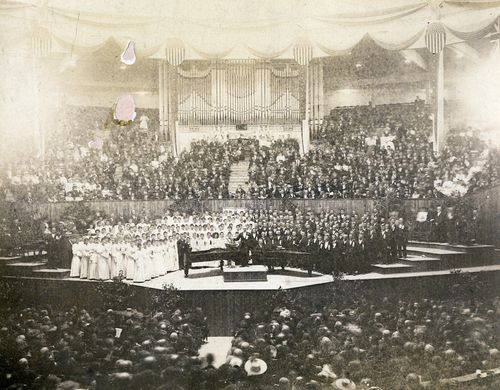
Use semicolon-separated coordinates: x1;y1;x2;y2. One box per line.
387;220;398;261
396;218;409;258
46;227;62;269
430;205;447;242
234;229;256;267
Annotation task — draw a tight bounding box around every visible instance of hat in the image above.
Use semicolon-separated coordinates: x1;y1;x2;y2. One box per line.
333;378;356;390
229;357;243;367
244;357;268;376
317;364;337;380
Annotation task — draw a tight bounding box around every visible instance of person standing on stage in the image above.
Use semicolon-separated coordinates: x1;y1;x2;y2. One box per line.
234;228;256;267
79;237;90;279
388;220;398;261
69;237;82;278
396;218;409;258
45;226;62;269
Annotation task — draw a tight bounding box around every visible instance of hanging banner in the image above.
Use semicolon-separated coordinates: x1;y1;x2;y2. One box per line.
425;22;446;54
293;43;313;65
165;38;186;66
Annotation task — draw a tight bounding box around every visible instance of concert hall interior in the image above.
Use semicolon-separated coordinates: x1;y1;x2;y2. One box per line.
1;1;500;389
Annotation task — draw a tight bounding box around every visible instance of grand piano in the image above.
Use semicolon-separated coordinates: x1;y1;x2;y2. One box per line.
184;244;314;276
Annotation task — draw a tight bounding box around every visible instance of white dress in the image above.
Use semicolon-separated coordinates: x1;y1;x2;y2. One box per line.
143;247;152;280
70;243;82;277
133;248;146;283
125;244;135;280
162;243;170;274
97;244;111;280
154;246;164;276
171;240;179;270
111;244;124;278
88;244;99;280
80;244;89;279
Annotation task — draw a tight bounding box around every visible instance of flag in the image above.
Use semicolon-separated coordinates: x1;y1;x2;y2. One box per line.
485;16;500;57
425;22;446;54
165;39;185;66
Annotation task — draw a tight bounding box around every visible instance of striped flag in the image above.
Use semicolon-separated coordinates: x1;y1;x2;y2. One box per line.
485;16;500;57
31;27;51;58
165;39;185;66
425;22;446;54
293;44;313;66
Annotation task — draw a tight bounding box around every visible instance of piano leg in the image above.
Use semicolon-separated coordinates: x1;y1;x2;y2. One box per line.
184;254;190;278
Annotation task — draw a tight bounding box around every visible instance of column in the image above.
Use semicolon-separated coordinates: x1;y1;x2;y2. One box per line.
434;49;445;153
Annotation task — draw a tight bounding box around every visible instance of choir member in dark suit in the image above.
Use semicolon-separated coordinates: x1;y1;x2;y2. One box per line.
445;207;457;244
388;221;398;260
354;233;367;272
396;218;409;258
430;205;446;242
181;235;192;277
46;227;62;269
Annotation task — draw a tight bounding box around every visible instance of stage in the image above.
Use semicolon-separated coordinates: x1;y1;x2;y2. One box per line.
2;241;500;335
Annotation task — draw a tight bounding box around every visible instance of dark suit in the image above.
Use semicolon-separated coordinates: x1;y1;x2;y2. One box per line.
430;210;447;242
396;224;409;258
46;233;62;269
387;226;398;260
235;232;256;266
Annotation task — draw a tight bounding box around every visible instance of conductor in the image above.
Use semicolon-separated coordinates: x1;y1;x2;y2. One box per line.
234;228;256;267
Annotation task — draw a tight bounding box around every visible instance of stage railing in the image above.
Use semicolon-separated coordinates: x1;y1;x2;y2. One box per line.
9;185;500;244
28;198;437;221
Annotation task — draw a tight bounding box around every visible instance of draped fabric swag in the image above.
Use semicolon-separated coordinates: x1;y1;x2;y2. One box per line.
4;0;500;60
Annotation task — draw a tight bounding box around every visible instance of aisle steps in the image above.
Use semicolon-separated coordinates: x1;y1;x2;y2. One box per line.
228;160;250;194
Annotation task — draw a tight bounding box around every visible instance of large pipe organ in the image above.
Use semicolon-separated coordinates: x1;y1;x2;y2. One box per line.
159;59;324;154
176;60;301;125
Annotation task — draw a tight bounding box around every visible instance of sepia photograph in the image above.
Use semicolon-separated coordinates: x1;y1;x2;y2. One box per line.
1;0;500;389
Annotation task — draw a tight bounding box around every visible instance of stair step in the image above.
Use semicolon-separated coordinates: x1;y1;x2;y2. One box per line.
372;263;415;274
409;241;495;251
400;255;443;271
32;268;71;279
407;246;466;255
3;261;48;276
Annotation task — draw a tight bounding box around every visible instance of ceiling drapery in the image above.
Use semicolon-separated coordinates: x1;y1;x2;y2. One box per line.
3;0;500;61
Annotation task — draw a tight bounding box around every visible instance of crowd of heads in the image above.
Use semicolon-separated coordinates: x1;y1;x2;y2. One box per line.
0;303;209;390
2;280;499;390
1;101;499;202
221;290;500;389
248;102;500;199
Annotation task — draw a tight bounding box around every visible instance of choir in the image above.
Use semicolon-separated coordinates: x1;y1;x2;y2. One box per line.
69;235;179;283
69;210;254;282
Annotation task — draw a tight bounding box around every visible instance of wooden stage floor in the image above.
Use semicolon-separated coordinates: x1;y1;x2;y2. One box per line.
51;263;500;291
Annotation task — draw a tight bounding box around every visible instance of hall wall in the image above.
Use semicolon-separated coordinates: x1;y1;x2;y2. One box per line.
324;85;427;110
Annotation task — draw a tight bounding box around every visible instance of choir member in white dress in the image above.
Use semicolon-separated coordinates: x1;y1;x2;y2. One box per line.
143;240;153;280
110;237;124;278
161;239;169;274
133;242;146;283
79;237;90;279
88;237;99;280
125;240;136;281
154;240;164;277
97;237;111;280
70;238;82;277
